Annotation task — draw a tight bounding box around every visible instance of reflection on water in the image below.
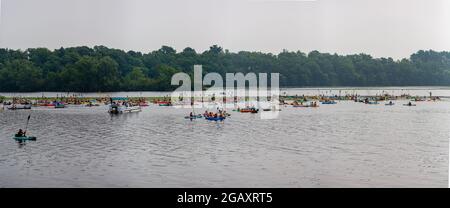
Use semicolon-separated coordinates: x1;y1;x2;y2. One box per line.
0;100;449;187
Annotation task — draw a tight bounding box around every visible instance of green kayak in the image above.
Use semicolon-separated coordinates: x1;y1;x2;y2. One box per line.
13;136;37;141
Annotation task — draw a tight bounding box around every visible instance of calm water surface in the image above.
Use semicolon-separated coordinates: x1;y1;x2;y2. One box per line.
0;100;449;187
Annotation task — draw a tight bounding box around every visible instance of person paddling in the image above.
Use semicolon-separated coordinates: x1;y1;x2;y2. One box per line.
16;129;26;137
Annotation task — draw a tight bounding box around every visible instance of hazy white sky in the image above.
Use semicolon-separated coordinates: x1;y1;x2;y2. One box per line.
0;0;449;59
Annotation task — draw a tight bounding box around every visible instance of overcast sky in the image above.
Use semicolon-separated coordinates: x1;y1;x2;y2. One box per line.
1;0;449;59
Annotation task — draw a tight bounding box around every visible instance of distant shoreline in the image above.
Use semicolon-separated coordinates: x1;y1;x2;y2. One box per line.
1;86;449;94
1;86;449;99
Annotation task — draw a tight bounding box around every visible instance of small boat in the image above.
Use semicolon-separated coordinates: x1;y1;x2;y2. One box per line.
85;102;100;107
385;102;395;106
13;136;37;141
205;116;225;121
157;101;172;106
122;106;142;113
54;103;65;108
7;104;32;110
109;104;141;114
366;101;379;105
321;101;337;104
156;101;172;106
139;102;149;107
262;108;282;111
185;114;203;119
240;108;258;113
403;103;416;106
293;104;319;108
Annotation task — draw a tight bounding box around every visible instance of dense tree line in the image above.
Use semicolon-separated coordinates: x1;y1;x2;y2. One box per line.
0;45;449;92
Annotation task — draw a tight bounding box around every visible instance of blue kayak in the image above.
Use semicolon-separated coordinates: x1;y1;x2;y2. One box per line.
321;101;337;104
205;117;225;121
13;136;37;141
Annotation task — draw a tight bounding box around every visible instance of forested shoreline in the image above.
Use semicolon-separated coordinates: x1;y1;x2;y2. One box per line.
0;45;449;92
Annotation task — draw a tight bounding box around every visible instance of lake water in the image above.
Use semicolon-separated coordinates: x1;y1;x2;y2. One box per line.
0;97;449;187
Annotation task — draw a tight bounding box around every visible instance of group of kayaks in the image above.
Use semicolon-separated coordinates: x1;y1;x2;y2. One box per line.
185;110;231;121
292;101;320;108
378;101;417;106
292;104;319;108
185;114;227;121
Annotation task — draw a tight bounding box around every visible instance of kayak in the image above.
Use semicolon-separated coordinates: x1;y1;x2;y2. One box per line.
321;101;337;104
293;105;318;108
185;115;203;119
85;103;100;107
403;104;416;106
240;109;258;113
205;117;225;121
263;108;282;111
13;136;37;141
385;103;395;106
7;104;32;110
55;103;65;108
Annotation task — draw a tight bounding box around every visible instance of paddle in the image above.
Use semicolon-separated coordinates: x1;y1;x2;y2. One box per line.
24;114;31;135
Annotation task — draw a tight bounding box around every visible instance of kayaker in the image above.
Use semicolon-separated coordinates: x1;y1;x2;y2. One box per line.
16;129;26;137
190;112;193;117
